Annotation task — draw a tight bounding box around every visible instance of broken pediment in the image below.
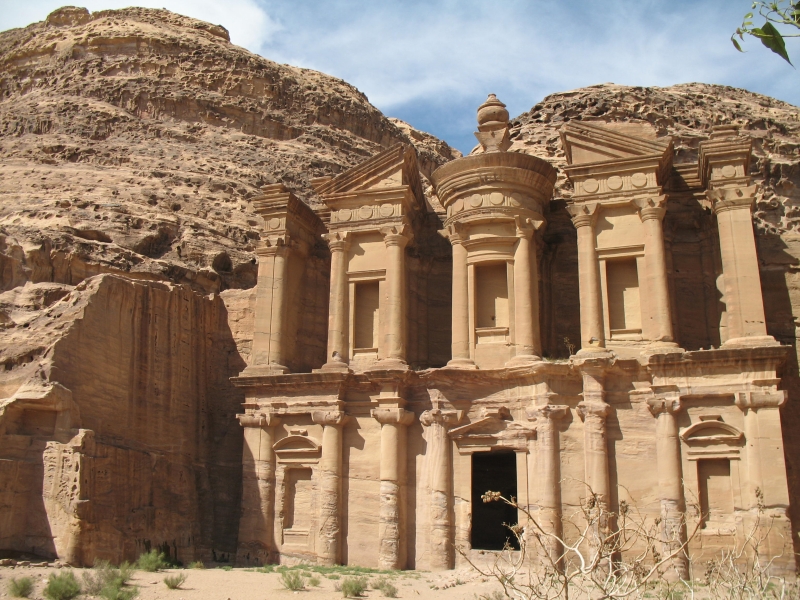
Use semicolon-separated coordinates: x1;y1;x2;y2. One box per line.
680;420;743;445
560;121;672;166
311;143;425;213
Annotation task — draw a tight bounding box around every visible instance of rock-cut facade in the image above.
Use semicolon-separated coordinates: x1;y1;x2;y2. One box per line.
233;95;793;574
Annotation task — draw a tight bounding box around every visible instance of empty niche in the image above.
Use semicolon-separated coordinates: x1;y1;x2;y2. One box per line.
285;468;313;531
698;459;733;526
475;263;509;330
607;258;641;333
471;451;519;550
354;281;380;350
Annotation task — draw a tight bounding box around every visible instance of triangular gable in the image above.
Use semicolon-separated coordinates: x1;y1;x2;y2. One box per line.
312;143;425;211
561;121;672;166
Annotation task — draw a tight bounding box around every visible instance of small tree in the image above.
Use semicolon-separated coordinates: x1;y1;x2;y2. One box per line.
732;1;800;65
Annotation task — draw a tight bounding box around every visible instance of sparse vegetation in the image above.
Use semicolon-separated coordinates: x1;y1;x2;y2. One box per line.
188;561;205;569
136;550;166;572
308;575;321;587
372;576;398;598
220;565;233;571
44;571;81;600
340;576;369;597
280;570;306;591
9;577;34;598
163;573;187;590
256;564;275;573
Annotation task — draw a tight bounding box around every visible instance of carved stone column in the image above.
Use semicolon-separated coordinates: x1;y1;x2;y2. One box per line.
251;242;291;373
440;224;476;368
567;204;605;352
380;225;411;367
576;365;611;553
635;196;675;344
322;232;351;370
710;187;775;346
508;217;543;365
312;410;348;564
527;404;568;566
646;392;688;580
236;412;281;564
420;407;460;570
372;407;414;569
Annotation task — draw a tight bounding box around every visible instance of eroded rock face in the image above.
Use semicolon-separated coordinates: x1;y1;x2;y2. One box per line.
0;6;458;295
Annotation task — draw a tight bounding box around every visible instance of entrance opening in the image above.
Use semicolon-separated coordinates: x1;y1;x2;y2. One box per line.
698;459;733;527
471;451;519;550
475;263;509;329
607;258;641;333
354;281;380;350
285;468;313;531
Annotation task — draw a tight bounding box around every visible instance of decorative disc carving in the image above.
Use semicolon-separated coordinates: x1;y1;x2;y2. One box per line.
469;194;483;208
359;205;373;219
268;218;281;230
453;198;464;213
338;208;352;222
490;192;504;205
631;172;647;188
379;204;394;217
721;165;736;178
583;178;599;194
510;193;523;207
607;175;623;191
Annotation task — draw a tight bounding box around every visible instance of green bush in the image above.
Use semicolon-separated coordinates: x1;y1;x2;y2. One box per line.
163;574;187;590
256;564;274;573
188;561;205;569
9;577;34;598
340;576;368;598
220;565;232;571
372;577;398;598
136;550;166;572
280;570;306;591
44;571;81;600
308;575;321;587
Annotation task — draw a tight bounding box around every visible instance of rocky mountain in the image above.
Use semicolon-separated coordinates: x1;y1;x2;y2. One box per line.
0;6;459;295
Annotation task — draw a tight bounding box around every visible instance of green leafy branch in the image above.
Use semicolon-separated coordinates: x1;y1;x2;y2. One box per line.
732;1;800;65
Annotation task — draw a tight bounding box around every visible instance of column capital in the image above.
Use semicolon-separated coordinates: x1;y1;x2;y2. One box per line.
371;407;415;426
420;407;460;427
633;195;667;222
526;404;569;422
708;185;757;215
237;411;281;428
566;202;599;229
576;400;611;421
256;233;295;257
646;394;682;417
312;410;349;427
437;222;466;245
735;389;786;411
380;223;412;248
514;215;546;238
322;230;351;252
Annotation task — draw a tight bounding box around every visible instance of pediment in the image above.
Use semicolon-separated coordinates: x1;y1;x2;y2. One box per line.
312;143;425;211
560;121;672;166
449;408;534;453
680;421;743;445
273;434;321;462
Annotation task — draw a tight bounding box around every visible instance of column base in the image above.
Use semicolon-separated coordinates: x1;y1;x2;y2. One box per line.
444;357;478;369
575;347;613;358
722;335;779;348
505;354;542;367
240;364;290;376
370;358;410;371
642;341;684;356
319;359;352;373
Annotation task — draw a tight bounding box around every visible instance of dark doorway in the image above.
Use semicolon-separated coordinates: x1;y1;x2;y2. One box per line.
471;451;520;550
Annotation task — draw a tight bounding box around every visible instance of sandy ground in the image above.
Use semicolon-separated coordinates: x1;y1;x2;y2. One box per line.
0;565;505;600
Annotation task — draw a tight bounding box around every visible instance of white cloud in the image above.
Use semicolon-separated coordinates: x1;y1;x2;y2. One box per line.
1;0;797;152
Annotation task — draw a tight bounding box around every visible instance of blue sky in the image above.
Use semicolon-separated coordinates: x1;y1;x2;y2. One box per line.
1;0;798;153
